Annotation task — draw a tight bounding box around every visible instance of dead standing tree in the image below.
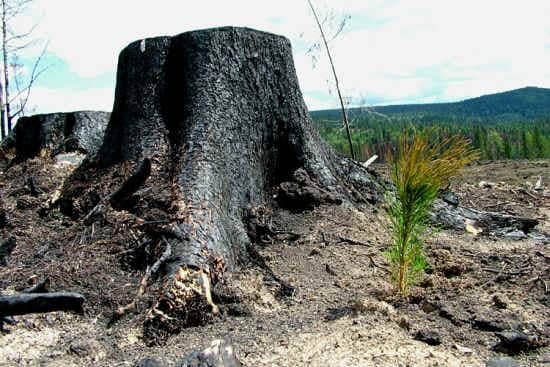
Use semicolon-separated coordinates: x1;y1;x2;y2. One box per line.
61;27;381;340
0;0;48;140
307;0;355;160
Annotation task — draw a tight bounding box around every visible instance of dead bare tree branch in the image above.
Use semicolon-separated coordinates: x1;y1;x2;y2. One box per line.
307;0;356;160
0;0;48;139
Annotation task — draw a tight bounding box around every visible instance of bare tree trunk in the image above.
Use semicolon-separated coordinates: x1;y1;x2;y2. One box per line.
307;0;355;160
0;0;6;139
0;81;6;139
1;0;10;133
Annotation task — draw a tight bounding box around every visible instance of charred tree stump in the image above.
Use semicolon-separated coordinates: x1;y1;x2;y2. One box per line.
62;27;381;341
14;111;110;160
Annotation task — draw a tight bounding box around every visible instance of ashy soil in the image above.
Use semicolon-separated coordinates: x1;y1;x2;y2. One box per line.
0;157;548;366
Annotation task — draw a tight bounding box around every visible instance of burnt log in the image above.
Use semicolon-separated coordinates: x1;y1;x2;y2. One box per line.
62;27;381;340
0;292;85;317
432;199;540;235
14;111;110;160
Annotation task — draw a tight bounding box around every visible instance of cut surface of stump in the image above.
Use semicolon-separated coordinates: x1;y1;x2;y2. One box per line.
61;26;381;342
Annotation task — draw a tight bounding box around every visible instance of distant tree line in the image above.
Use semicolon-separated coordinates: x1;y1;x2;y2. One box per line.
314;115;550;162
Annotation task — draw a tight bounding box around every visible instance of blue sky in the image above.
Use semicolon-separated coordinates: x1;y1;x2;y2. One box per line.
14;0;550;113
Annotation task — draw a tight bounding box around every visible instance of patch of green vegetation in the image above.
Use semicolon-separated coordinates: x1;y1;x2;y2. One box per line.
385;129;478;295
316;117;550;161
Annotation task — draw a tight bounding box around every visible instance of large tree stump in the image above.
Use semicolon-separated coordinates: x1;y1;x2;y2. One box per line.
61;27;381;340
14;111;110;160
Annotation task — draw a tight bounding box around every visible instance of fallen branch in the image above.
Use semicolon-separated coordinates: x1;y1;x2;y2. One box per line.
111;238;172;322
336;235;372;247
0;292;85;317
518;188;538;200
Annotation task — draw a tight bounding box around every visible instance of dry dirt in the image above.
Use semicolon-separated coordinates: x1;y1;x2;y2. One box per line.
0;156;549;366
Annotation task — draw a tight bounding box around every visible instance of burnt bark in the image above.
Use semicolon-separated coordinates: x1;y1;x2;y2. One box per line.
63;27;381;340
14;111;110;160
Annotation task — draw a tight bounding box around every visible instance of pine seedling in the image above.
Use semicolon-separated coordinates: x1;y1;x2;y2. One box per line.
385;128;479;295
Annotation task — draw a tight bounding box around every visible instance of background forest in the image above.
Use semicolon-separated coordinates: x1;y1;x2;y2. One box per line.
312;86;550;161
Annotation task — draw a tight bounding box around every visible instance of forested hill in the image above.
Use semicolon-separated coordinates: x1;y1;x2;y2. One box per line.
310;87;550;122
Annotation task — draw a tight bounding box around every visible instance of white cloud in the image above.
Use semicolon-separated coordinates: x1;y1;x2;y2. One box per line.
18;0;550;112
298;0;550;106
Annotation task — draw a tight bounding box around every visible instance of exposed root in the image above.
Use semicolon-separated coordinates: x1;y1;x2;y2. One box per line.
82;158;151;224
110;238;172;325
144;265;221;344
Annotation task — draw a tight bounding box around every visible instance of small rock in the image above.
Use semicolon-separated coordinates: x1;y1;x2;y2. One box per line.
485;356;519;367
442;191;459;206
465;221;483;236
492;294;507;309
454;344;473;355
309;248;321;256
68;341;92;356
176;338;241;367
325;263;337;276
135;358;163;367
419;276;434;288
493;330;543;355
479;181;496;188
414;330;442;346
503;230;527;240
398;317;410;331
420;300;439;314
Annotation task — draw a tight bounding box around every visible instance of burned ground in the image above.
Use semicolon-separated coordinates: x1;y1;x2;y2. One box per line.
0;156;548;366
